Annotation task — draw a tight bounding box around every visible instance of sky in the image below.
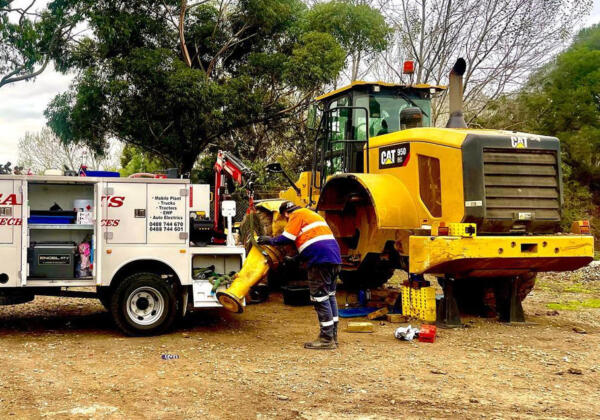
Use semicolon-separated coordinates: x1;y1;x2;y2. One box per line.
1;1;600;165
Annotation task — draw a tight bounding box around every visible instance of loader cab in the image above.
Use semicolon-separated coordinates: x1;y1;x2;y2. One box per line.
314;82;445;183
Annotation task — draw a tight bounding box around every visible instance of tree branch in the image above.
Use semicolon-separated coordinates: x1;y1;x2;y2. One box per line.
179;0;193;68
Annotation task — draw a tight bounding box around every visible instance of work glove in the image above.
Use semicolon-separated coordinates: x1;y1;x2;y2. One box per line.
256;236;272;245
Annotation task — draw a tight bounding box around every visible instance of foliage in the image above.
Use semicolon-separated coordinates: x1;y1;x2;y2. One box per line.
372;0;592;125
305;1;391;80
44;0;366;173
0;0;82;88
17;127;119;173
475;24;600;243
118;145;170;177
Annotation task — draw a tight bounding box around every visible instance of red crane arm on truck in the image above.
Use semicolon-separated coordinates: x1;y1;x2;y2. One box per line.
213;150;255;235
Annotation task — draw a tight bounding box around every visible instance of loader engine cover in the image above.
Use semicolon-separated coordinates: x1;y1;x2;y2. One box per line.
461;133;562;234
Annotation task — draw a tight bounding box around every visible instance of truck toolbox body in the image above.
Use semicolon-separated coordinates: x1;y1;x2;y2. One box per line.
0;174;246;335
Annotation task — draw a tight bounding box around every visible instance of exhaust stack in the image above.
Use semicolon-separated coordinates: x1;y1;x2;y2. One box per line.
445;58;467;129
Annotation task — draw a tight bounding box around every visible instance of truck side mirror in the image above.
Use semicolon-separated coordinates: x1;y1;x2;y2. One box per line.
265;163;284;173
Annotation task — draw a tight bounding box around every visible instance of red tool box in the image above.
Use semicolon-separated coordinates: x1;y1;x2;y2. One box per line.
418;324;437;343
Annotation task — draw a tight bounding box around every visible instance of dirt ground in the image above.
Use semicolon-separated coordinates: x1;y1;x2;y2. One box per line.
0;270;599;420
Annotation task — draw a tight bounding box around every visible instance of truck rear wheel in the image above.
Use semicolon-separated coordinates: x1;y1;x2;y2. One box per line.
110;272;177;336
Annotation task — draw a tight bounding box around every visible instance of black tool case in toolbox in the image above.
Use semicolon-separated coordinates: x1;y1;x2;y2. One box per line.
28;242;77;279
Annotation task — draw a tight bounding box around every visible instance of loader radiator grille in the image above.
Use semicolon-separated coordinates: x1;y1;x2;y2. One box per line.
483;148;560;220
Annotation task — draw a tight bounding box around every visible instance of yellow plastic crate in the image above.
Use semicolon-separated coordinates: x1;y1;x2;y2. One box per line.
401;285;436;322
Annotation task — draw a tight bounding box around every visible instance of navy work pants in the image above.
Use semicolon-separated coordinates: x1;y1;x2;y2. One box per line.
307;263;341;340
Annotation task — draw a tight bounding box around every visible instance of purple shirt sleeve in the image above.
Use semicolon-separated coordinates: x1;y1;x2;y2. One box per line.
270;235;294;246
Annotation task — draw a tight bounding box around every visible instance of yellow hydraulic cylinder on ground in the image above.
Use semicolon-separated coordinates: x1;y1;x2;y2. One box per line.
217;244;284;313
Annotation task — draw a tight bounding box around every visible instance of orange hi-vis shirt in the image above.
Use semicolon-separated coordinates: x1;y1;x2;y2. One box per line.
272;208;341;266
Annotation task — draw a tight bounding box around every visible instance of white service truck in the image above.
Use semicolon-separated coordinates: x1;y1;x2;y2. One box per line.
0;174;245;335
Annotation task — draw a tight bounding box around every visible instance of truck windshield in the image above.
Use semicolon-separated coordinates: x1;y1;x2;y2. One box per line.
353;93;431;140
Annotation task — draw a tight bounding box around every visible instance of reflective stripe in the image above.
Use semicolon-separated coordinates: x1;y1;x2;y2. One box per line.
310;295;329;302
300;221;328;234
328;291;336;296
298;234;336;253
320;320;334;327
282;231;296;240
333;316;339;322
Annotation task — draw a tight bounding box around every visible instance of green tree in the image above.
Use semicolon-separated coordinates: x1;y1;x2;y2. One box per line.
44;0;350;173
0;0;81;88
305;1;391;81
519;24;600;192
119;145;169;177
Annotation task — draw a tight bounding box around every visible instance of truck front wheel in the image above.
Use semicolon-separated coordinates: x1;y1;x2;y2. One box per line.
110;272;177;336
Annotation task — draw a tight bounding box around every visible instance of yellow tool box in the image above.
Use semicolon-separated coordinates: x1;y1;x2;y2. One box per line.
401;285;436;322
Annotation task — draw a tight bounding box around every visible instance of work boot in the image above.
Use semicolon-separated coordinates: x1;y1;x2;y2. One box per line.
304;336;336;350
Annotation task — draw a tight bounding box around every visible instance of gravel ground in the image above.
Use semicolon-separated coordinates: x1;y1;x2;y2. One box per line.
0;269;599;419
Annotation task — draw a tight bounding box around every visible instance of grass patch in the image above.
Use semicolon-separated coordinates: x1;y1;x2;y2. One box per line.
537;275;600;294
563;283;594;294
546;299;600;311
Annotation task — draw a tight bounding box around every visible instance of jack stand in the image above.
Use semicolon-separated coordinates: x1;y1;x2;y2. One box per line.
498;277;525;323
436;276;462;328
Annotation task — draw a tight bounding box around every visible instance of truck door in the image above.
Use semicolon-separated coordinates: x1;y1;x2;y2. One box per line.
104;183;147;244
0;179;24;287
147;184;187;244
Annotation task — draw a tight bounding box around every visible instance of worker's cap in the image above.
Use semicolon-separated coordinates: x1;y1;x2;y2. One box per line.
279;201;300;214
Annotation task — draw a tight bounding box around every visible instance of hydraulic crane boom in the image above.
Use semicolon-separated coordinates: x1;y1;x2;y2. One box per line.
213;150;255;237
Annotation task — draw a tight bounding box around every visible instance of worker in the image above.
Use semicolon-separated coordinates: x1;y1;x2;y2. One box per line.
257;201;342;350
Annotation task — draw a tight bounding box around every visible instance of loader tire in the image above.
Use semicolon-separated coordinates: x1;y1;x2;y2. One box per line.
239;207;273;251
516;273;537;302
239;205;298;290
454;274;537;316
110;272;177;336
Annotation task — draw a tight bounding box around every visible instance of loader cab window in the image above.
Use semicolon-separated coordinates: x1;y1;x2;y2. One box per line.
323;96;350;177
353;92;431;139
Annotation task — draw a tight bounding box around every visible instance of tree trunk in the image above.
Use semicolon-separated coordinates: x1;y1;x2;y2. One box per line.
180;150;199;174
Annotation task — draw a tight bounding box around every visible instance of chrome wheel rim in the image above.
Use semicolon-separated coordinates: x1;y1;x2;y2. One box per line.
126;286;165;326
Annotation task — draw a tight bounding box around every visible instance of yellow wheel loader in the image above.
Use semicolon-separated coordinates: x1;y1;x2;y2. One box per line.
218;59;594;322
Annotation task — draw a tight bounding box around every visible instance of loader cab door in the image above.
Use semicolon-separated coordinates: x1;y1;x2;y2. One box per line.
319;95;370;184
